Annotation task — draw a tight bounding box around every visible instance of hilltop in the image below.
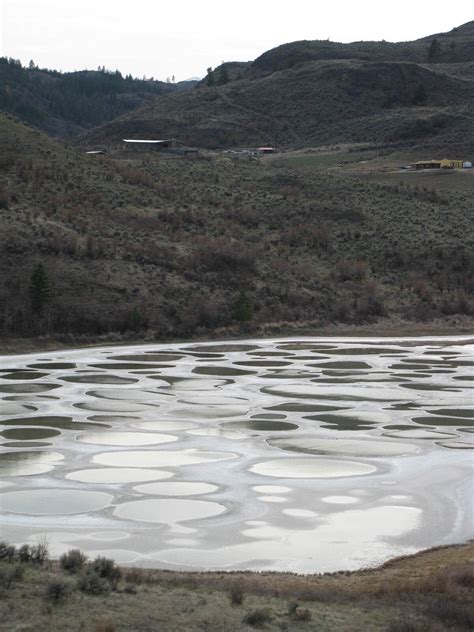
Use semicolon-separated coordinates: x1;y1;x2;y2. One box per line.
1;113;473;343
0;59;195;138
80;22;474;153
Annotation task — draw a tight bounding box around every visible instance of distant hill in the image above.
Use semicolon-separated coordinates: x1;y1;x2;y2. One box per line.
0;59;193;138
81;22;474;153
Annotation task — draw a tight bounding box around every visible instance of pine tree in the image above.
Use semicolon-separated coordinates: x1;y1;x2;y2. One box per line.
232;290;253;323
30;263;50;314
428;38;441;61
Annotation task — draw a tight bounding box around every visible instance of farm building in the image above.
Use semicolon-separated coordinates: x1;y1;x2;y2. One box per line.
122;139;199;156
410;158;465;170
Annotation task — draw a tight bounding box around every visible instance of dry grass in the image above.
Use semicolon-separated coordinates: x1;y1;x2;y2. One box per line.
1;542;472;631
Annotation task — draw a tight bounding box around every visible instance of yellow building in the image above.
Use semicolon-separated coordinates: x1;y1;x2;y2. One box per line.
411;158;464;170
440;158;463;169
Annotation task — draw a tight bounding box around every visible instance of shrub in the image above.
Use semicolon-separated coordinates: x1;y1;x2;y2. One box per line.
17;544;32;563
0;542;16;562
426;597;474;628
60;549;88;574
229;581;245;606
89;556;122;589
242;608;273;627
30;539;49;565
0;565;24;589
93;618;117;632
77;569;111;595
294;607;312;622
451;565;474;589
45;579;72;603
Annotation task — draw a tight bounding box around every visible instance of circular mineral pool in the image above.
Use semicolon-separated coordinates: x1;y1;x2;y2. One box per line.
114;498;226;524
249;458;376;479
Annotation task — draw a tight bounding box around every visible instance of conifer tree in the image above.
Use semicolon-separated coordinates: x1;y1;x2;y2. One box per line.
30;263;50;314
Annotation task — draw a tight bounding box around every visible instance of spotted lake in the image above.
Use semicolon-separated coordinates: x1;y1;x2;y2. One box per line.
0;336;472;572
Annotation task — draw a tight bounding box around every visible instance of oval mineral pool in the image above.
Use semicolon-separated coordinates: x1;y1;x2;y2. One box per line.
171;405;249;418
0;451;64;476
192;366;256;377
60;375;137;384
74;401;148;413
132;421;198;431
382;429;458;440
133;481;218;496
249;458;377;479
283;509;318;518
321;496;359;504
252;485;292;494
1;428;61;441
76;432;178;446
0;383;61;393
88;388;168;400
114;498;226;524
65;468;173;484
223;420;299;432
0;402;37;415
93;449;237;468
267;437;419;457
0;489;113;514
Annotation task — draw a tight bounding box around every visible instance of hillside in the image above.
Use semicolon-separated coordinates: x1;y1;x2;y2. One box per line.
0;59;194;138
1;113;473;342
81;22;474;153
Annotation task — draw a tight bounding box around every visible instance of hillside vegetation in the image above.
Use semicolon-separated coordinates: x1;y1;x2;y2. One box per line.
81;22;474;153
1;113;473;342
0;59;194;138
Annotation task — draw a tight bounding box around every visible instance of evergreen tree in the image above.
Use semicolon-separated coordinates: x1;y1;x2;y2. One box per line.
218;65;229;85
206;67;214;86
428;38;441;61
30;263;50;314
232;290;253;323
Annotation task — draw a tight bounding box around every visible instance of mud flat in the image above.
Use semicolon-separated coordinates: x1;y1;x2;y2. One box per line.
1;335;473;572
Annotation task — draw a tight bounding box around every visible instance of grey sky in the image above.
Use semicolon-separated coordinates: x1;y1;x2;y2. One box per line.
1;0;472;81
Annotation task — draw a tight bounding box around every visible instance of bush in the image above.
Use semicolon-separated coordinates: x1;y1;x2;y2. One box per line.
89;556;122;589
228;581;245;606
77;569;111;595
242;608;273;627
0;542;16;562
45;579;72;603
0;564;24;589
60;549;88;574
17;544;32;563
30;539;49;565
294;607;312;621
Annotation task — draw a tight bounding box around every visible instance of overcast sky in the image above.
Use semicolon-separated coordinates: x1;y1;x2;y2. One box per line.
1;0;472;81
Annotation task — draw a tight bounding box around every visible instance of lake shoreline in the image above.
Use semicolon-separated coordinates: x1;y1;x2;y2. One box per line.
2;315;474;355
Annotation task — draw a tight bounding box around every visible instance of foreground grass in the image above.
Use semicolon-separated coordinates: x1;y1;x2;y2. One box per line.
1;542;473;631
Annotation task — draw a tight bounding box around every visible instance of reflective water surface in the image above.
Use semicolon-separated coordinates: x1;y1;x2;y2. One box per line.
1;335;473;572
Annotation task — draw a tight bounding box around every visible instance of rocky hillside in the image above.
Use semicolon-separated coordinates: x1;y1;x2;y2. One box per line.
80;22;474;153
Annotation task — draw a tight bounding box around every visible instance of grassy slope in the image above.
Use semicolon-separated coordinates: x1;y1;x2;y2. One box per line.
1;542;473;631
1;113;473;342
80;23;474;153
